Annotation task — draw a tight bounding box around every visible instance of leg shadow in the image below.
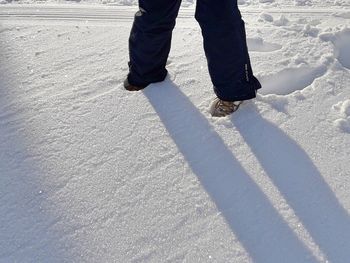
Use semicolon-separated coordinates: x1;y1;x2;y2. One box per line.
232;104;350;263
143;78;318;263
0;43;70;262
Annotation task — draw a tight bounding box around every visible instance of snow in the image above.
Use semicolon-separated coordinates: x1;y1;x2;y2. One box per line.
1;0;350;7
0;2;350;263
333;100;350;133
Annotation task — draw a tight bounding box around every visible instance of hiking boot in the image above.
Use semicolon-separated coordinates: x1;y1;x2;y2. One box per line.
210;98;243;117
124;78;146;91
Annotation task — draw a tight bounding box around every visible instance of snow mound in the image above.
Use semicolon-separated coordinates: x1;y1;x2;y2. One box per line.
320;28;350;70
334;29;350;70
273;15;290;27
333;100;350;133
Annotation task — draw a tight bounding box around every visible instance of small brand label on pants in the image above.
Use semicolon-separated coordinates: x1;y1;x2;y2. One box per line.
245;64;249;82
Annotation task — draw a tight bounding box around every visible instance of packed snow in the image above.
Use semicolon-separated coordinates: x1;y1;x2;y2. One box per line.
0;2;350;263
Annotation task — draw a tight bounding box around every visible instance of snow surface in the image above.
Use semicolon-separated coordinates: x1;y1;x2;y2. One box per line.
0;3;350;263
1;0;350;7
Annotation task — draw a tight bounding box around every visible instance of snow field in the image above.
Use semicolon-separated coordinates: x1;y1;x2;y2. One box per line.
1;0;350;8
0;4;350;263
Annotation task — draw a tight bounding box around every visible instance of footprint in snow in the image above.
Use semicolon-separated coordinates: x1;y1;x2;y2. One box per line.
259;64;327;96
247;37;282;52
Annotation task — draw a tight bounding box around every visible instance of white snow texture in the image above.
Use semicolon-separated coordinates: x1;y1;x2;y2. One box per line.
0;1;350;263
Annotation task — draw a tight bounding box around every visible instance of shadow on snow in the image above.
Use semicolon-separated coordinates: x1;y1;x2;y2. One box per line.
232;104;350;263
144;78;318;263
0;43;70;262
144;77;350;263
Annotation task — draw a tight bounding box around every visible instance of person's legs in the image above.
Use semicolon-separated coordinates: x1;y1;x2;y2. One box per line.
127;0;182;88
195;0;261;102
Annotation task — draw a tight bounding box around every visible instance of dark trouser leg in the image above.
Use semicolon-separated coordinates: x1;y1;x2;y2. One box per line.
195;0;261;101
127;0;182;87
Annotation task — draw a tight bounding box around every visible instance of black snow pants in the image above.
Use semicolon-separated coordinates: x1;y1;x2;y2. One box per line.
127;0;261;101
